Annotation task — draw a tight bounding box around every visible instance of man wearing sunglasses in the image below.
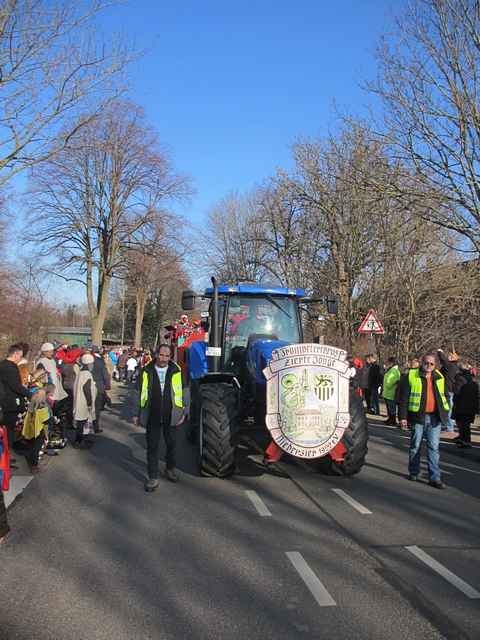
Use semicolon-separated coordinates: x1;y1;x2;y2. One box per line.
398;353;450;489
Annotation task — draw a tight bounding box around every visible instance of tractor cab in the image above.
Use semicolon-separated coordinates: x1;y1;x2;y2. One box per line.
213;285;303;377
182;283;311;385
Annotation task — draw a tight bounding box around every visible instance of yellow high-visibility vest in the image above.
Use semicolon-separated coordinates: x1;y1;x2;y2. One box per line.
140;368;183;409
171;371;183;408
407;368;449;413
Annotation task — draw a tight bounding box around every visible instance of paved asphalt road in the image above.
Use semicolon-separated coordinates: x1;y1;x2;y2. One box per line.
1;386;479;640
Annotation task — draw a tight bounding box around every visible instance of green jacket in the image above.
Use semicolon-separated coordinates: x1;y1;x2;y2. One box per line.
382;365;400;401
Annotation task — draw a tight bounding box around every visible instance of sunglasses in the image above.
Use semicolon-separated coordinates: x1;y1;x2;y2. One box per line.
424;361;435;366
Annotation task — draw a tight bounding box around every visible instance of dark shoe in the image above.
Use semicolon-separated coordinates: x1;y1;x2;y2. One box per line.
456;441;472;449
429;480;445;489
165;468;179;483
144;478;159;492
408;474;418;481
30;465;45;474
94;428;103;434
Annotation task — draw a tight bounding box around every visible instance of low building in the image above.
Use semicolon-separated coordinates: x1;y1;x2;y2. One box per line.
42;327;126;347
44;326;92;347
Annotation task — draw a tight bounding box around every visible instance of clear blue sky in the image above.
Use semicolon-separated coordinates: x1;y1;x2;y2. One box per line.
100;0;400;223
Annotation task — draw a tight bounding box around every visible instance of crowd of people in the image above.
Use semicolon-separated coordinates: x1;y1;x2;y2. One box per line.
350;349;479;489
349;349;479;448
0;339;187;542
0;341;118;543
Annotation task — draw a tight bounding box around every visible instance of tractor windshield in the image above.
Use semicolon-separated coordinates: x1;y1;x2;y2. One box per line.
224;294;300;367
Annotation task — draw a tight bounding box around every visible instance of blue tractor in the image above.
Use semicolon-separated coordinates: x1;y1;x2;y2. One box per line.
181;279;368;478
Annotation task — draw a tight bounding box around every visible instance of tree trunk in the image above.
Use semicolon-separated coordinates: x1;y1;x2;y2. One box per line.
134;289;147;348
90;272;111;346
154;288;164;350
91;317;103;346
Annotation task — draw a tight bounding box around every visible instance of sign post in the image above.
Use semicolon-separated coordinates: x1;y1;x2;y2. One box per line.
358;309;385;354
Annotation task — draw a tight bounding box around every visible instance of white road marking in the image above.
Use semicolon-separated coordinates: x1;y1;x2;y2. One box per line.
441;461;480;476
4;475;33;508
406;546;480;599
331;488;372;515
370;436;394;446
245;490;272;516
286;552;336;607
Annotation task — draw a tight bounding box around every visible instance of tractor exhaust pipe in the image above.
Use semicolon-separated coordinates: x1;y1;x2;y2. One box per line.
210;276;220;373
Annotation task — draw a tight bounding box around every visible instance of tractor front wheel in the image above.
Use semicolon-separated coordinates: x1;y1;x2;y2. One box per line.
317;387;368;476
199;383;238;478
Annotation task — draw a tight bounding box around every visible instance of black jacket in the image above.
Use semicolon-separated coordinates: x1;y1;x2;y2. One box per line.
398;368;449;426
92;355;111;395
356;364;370;390
0;359;30;413
368;363;383;388
437;350;459;393
452;371;479;420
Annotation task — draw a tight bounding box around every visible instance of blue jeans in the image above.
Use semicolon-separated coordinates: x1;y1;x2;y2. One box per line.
385;399;397;421
370;386;380;414
409;414;441;481
444;392;455;432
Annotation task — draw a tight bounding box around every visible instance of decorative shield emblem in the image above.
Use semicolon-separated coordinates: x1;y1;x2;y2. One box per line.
263;344;352;459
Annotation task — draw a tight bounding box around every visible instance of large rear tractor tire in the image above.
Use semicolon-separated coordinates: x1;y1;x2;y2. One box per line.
317;387;368;476
200;383;238;478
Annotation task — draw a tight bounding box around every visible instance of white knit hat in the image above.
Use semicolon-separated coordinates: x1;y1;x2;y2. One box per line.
81;353;95;365
40;342;54;352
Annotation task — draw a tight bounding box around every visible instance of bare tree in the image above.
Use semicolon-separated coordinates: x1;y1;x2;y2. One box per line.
125;216;186;348
254;182;326;289
0;0;130;186
202;192;268;282
142;261;190;349
29;102;190;344
368;0;480;253
106;258;190;349
281;125;389;348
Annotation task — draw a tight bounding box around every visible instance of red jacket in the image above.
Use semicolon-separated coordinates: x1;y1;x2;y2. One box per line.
0;426;10;491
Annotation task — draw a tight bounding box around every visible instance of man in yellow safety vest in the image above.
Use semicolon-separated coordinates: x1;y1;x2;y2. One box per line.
134;344;188;491
398;353;450;489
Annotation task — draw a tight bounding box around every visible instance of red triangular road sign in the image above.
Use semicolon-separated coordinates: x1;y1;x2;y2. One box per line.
358;309;385;334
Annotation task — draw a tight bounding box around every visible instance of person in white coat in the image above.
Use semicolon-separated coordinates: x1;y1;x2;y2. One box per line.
36;343;68;402
73;354;97;448
37;342;69;441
